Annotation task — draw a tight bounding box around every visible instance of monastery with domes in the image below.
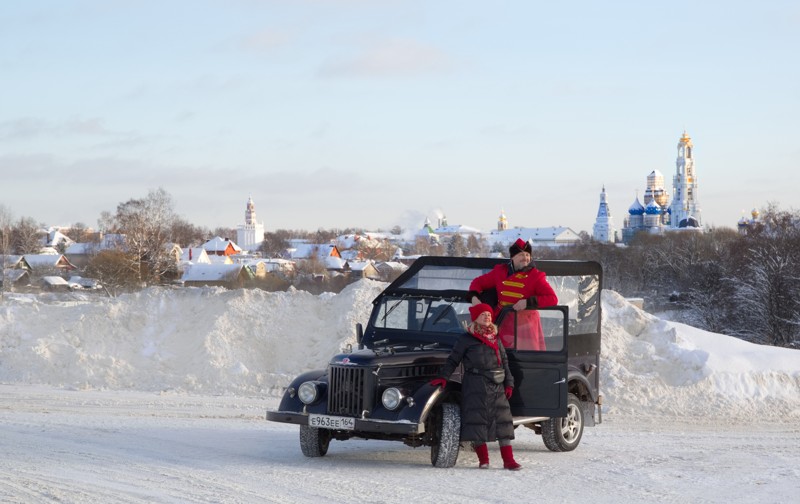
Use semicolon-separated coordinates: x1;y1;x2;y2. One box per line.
593;131;704;244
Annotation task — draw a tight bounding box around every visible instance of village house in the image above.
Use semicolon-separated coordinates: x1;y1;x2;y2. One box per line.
21;254;77;278
202;237;242;257
343;260;380;280
180;263;252;289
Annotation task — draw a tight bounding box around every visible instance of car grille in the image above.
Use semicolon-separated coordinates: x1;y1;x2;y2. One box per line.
327;365;374;417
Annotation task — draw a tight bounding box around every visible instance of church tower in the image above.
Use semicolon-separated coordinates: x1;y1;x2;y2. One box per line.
497;209;508;231
668;131;702;228
592;186;616;242
236;196;265;252
644;170;670;226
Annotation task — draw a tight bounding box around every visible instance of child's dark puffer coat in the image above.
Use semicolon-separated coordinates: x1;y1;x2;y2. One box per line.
437;331;515;442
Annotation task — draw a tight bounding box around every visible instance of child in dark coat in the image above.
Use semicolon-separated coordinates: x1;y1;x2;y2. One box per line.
430;303;522;470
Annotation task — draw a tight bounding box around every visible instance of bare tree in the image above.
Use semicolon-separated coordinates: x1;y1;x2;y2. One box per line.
357;237;393;262
212;227;236;241
97;211;117;234
0;205;13;298
169;218;208;248
261;230;291;258
85;250;141;297
11;217;43;255
64;222;94;243
414;236;431;255
113;188;177;285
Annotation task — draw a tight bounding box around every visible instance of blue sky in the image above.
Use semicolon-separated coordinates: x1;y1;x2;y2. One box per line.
1;0;798;235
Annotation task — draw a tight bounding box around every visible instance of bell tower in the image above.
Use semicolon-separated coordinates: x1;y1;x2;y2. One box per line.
237;196;265;252
592;186;616;242
668;131;702;228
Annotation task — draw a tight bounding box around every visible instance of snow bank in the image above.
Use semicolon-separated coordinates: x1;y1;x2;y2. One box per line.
600;290;800;421
0;281;384;395
1;282;798;422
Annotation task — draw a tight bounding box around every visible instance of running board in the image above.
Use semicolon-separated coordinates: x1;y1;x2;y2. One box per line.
512;416;548;426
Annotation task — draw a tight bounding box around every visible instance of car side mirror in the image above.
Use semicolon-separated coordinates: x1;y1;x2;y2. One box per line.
356;322;364;348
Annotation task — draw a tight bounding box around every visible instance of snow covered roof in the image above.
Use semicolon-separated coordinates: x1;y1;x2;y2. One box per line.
68;276;101;289
345;260;374;272
43;230;74;248
181;264;245;282
179;248;210;264
487;227;580;246
202;236;242;255
22;254;77;271
288;243;340;259
1;255;23;268
323;256;346;270
65;234;127;255
3;268;29;284
244;258;296;273
375;261;408;274
40;276;69;286
432;224;481;235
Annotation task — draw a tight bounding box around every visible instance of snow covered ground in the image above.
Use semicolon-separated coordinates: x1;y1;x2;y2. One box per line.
1;281;799;503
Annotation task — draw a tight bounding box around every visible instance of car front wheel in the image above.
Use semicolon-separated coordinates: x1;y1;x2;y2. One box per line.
541;393;584;452
299;425;331;457
430;402;461;467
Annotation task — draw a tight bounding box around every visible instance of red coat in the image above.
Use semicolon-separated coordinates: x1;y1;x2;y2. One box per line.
469;264;558;350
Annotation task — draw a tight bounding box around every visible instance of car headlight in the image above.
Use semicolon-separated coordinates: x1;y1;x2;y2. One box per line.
382;387;405;410
298;381;319;405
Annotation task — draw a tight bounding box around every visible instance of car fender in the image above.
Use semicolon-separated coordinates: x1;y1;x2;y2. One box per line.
277;369;327;412
395;382;453;425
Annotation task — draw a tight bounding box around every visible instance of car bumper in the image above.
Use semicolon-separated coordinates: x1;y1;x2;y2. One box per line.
266;410;425;435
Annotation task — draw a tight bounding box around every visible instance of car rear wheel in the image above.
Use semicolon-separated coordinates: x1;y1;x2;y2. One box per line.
541;393;584;452
300;425;331;457
430;402;461;468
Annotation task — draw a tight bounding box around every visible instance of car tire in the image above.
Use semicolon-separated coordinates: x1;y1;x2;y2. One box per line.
541;393;584;452
431;402;461;468
299;425;331;457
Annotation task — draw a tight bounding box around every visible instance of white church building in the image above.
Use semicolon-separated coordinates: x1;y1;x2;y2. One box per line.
236;196;265;253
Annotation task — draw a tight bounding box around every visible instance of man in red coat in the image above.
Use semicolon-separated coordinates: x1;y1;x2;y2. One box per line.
468;238;558;350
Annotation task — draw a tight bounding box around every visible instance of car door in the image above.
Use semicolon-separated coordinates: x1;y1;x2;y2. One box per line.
498;306;568;418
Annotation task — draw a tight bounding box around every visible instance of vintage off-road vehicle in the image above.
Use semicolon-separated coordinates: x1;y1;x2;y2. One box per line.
266;256;603;467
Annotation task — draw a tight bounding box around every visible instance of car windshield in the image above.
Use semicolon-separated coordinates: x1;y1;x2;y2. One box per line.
374;296;472;335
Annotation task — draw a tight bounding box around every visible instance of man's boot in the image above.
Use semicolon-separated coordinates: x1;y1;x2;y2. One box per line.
500;445;521;470
474;443;490;469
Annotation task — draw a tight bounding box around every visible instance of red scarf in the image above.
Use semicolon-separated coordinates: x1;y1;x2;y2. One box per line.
468;323;502;366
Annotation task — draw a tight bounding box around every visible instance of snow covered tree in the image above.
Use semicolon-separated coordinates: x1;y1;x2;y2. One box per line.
728;242;800;346
724;205;800;348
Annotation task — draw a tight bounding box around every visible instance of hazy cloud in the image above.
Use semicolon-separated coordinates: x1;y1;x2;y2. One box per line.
0;117;118;141
241;28;291;52
318;38;452;78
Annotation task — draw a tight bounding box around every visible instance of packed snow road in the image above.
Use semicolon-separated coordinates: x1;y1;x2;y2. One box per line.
1;385;797;504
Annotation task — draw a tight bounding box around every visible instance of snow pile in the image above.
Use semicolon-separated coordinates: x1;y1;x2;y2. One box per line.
0;281;384;395
1;281;798;422
600;290;800;421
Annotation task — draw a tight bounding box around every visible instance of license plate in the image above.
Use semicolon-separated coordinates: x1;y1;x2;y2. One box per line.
308;414;356;430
